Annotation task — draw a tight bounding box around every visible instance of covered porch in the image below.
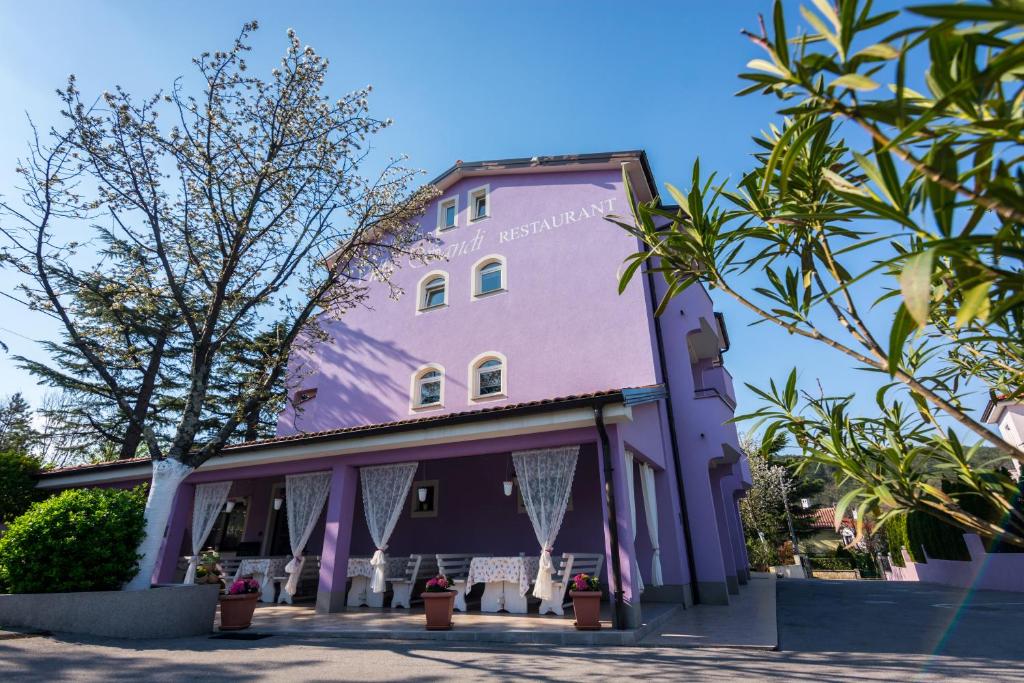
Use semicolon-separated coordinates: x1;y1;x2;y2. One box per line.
153;395;691;631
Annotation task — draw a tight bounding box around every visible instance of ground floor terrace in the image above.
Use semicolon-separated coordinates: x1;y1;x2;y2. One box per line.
38;390;755;632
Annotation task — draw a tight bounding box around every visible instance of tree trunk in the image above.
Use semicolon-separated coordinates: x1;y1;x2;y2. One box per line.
124;458;194;591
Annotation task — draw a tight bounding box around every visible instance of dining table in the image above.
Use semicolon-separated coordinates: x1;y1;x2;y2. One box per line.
465;556;542;614
346;556;411;607
235;557;291;603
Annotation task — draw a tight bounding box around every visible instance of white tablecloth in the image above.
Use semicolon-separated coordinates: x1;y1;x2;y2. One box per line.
465;556;540;596
347;556;410;578
234;558;281;602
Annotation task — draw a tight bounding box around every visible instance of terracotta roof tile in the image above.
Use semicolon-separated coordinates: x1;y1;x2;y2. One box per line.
39;387;636;478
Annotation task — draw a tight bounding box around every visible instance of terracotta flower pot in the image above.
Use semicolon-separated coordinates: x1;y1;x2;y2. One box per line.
219;592;259;631
569;590;602;631
421;590;456;631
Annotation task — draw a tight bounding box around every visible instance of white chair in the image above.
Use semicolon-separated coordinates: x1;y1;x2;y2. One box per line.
538;553;575;616
387;555;423;609
436;554;482;612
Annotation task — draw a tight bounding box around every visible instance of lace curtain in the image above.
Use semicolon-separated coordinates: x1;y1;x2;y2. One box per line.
184;481;232;584
624;451;644;594
639;463;664;586
512;446;579;601
279;471;332;603
360;462;418;593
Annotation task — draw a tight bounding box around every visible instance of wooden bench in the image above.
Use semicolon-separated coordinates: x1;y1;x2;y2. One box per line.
271;555;321;604
540;553;604;615
436;553;488;612
386;555;424;609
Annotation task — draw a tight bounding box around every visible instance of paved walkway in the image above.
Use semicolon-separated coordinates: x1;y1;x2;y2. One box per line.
639;572;776;649
4;578;1023;680
247;601;679;645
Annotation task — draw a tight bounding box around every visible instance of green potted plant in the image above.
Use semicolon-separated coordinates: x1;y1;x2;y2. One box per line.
568;573;601;631
421;575;456;631
219;577;261;631
195;549;225;589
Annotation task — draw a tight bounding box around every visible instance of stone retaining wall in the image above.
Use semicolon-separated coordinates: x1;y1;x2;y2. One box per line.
0;584;219;639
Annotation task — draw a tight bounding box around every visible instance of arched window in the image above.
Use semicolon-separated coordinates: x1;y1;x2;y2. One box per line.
470;353;506;399
412;365;444;409
417;271;448;311
472;255;506;297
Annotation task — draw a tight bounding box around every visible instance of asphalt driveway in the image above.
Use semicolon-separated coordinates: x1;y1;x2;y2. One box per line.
2;579;1022;680
777;579;1024;659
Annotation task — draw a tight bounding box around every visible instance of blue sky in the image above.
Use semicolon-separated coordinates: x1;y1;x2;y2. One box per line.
0;1;986;439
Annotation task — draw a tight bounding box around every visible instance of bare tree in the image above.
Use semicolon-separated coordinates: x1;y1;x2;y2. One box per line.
0;23;438;588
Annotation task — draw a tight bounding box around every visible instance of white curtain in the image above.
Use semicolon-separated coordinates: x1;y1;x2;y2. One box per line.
360;462;418;593
512;446;579;601
183;481;232;584
624;451;644;594
280;471;332;603
639;463;664;586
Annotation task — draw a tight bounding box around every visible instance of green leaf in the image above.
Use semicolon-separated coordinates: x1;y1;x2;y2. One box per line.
831;74;880;91
888;304;916;376
899;249;934;327
812;0;841;33
955;281;991;329
664;182;690;215
773;0;789;69
746;59;789;78
855;42;900;60
822;168;869;196
908;5;1024;23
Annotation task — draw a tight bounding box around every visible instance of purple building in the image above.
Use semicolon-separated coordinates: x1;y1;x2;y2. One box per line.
38;151;753;627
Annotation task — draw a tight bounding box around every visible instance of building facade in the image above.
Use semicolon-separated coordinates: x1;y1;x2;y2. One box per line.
38;151;752;626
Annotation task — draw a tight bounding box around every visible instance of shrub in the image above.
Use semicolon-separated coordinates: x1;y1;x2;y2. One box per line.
0;450;43;524
746;542;779;571
0;486;147;593
808;556;856;571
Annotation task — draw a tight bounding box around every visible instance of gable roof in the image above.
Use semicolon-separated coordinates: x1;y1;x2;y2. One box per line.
428;150;657;202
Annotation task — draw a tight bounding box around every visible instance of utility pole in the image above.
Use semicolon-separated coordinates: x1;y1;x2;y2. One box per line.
778;468;800;555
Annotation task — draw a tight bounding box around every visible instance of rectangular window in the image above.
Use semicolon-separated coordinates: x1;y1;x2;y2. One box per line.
420;379;441;405
478;261;503;295
424;285;445;309
479;369;502;395
468;185;490;221
438;198;457;230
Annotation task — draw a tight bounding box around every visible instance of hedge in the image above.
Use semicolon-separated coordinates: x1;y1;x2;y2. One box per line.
0;486;147;593
885;510;970;564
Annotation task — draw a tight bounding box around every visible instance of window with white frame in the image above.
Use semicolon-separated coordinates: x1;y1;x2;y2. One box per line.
413;367;443;408
468;185;489;221
471;354;506;399
418;272;448;311
475;258;504;296
437;197;458;231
